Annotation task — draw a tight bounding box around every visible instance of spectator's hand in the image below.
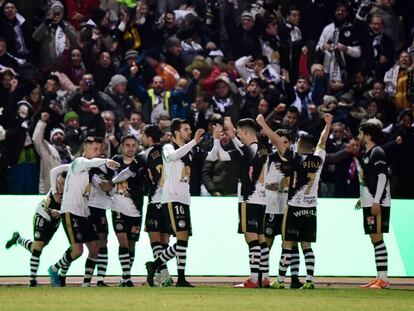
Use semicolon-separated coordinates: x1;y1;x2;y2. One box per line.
49;102;64;115
301;46;308;55
106;159;120;170
274;103;286;113
224;117;235;138
194;128;205;144
395;136;403;145
281;69;290;82
330;80;343;92
53;193;62;204
324;113;333;125
41;112;50;122
371;202;380;216
50;209;61;218
309;104;318;114
213;124;222;140
322;43;331;52
336;43;348;53
10;78;18;92
120;9;130;24
192;69;201;80
99;180;113;192
108;135;118;146
72;12;85;22
345;140;360;155
89;105;99;114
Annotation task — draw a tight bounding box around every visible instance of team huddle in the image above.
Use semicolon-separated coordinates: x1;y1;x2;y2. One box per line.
5;114;391;289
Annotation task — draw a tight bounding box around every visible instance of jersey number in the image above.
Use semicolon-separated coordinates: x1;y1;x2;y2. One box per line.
174;205;185;215
305;173;316;195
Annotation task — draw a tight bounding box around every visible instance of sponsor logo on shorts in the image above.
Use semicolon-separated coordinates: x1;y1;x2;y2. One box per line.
131;226;140;234
76;232;83;240
265;228;273;235
178;220;186;228
248;220;258;226
293;209;316;217
34;231;41;239
116;223;123;231
100;217;107;225
367;216;375;225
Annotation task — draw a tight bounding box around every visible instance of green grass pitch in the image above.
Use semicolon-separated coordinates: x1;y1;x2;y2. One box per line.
1;286;414;311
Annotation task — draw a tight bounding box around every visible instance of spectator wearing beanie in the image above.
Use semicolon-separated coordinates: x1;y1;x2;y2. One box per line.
33;111;73;194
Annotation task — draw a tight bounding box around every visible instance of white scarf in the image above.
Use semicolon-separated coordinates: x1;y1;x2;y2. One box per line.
384;65;400;96
213;96;232;113
55;25;67;57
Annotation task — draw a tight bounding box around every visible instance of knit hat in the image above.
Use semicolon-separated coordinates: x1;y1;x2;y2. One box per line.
185;55;211;79
241;11;254;21
110;74;128;89
50;1;64;12
124;49;138;61
50;128;65;141
64;111;80;124
17;100;33;112
215;74;230;85
323;95;337;106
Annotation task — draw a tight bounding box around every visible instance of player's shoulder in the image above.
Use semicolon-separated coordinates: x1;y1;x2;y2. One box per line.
371;145;386;157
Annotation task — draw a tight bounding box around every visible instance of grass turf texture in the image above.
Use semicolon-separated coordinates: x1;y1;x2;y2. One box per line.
1;286;414;311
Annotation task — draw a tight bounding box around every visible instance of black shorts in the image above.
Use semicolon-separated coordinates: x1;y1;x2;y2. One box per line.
238;202;266;234
61;212;98;244
264;213;284;238
145;203;169;233
33;213;60;245
89;207;109;234
161;202;192;236
283;205;317;242
112;211;142;241
362;205;390;235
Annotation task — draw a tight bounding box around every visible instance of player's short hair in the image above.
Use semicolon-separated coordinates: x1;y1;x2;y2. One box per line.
237;118;258;132
170;118;189;138
143;124;162;143
83;136;103;146
121;134;138;144
359;122;383;144
298;133;316;150
275;129;293;142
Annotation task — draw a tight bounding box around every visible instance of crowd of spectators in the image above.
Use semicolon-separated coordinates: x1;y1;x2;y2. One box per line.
0;0;413;198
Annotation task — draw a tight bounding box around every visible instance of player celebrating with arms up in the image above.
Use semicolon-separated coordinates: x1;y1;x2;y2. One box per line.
257;113;332;289
357;122;391;289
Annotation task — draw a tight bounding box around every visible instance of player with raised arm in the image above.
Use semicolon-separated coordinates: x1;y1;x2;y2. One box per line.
5;164;69;287
48;137;120;287
357;122;391;289
263;129;303;288
145;118;219;287
257;113;332;289
218;117;269;288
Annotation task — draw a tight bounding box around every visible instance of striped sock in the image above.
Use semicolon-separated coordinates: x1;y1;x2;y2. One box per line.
290;245;300;282
374;240;388;281
248;240;261;283
30;249;41;281
303;248;315;282
160;243;169;273
83;258;97;284
118;247;131;281
278;248;292;283
52;248;73;274
176;240;188;282
151;242;163;272
97;248;108;282
153;244;177;270
260;242;270;280
17;237;33;252
129;251;135;271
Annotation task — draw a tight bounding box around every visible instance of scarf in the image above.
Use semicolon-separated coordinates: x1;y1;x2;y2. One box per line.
212;96;232;113
55;25;67;57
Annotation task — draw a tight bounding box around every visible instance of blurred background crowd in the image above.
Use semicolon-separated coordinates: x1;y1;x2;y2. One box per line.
0;0;413;198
